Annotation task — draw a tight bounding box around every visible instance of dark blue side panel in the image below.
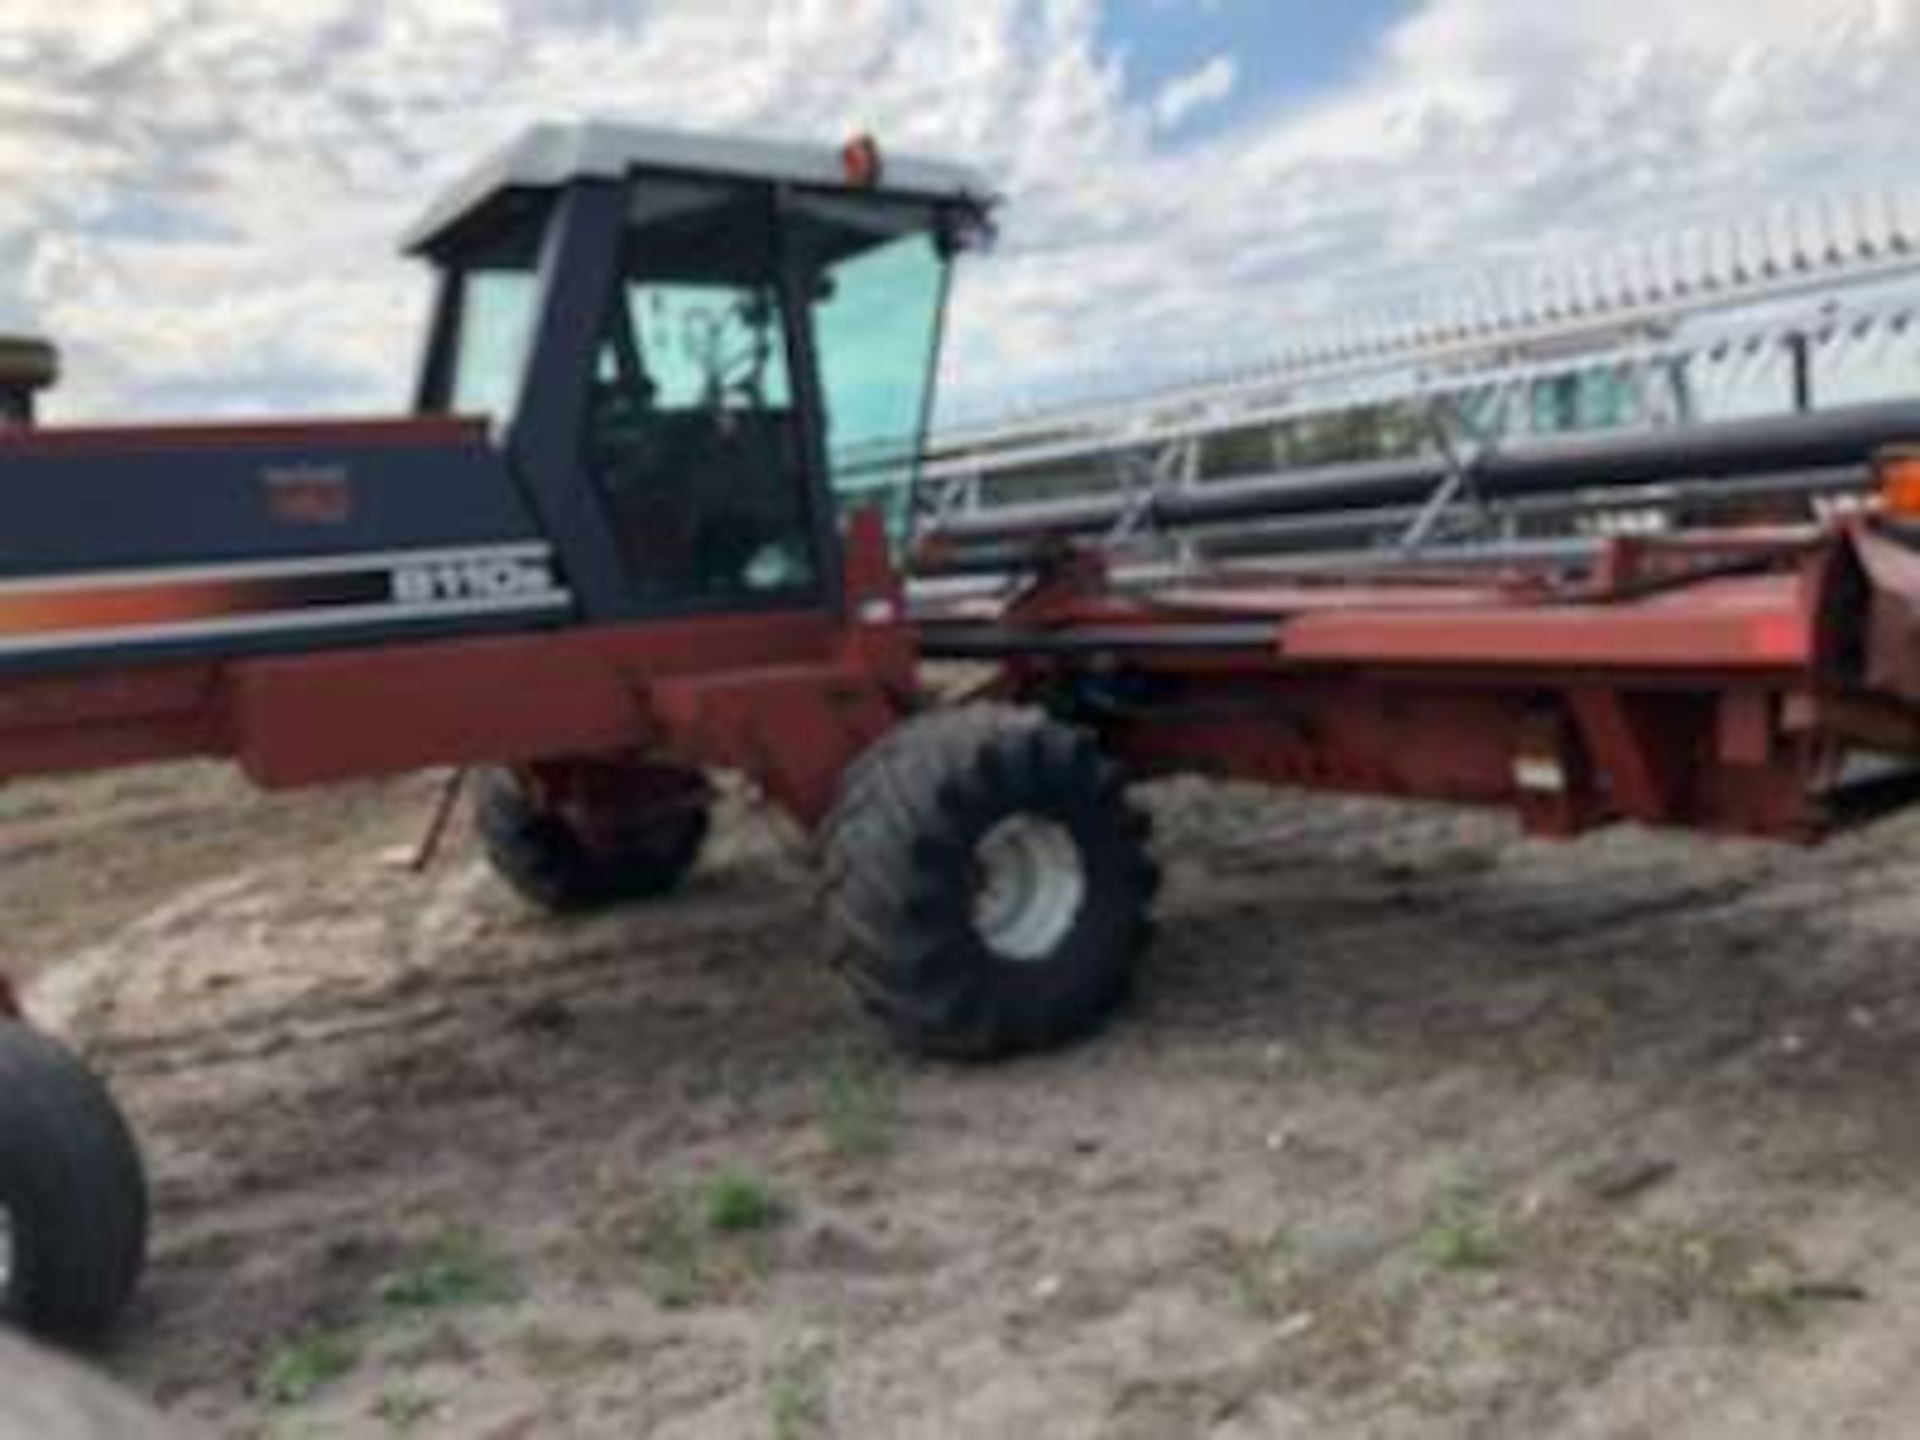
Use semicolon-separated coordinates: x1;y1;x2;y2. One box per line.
0;426;541;578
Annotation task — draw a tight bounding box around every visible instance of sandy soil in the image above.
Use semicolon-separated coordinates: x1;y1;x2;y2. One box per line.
14;762;1920;1438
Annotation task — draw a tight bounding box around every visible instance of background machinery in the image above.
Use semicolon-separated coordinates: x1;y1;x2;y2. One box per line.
905;184;1920;579
6;123;1920;1349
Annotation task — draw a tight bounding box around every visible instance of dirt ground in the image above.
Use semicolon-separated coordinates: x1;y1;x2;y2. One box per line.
15;760;1920;1438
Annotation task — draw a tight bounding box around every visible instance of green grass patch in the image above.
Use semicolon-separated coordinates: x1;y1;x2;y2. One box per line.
379;1227;522;1314
634;1174;788;1308
260;1328;362;1407
817;1048;898;1160
1416;1197;1505;1273
370;1386;439;1432
1223;1227;1298;1319
703;1171;785;1234
767;1341;833;1440
636;1197;709;1309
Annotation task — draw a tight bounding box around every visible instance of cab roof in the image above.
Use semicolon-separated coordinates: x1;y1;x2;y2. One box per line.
403;120;993;257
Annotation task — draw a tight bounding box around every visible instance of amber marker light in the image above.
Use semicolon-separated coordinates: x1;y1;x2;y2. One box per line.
1879;448;1920;519
842;134;883;188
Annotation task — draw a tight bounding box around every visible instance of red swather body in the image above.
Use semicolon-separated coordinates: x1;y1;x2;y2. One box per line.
8;120;1920;1349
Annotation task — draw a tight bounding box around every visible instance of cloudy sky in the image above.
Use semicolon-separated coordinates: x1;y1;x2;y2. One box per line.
0;0;1916;424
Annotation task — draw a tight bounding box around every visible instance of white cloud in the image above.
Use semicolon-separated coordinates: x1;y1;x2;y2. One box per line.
1152;54;1236;131
0;0;1911;425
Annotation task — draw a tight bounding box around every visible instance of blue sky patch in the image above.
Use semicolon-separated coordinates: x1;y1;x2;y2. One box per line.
1100;0;1413;140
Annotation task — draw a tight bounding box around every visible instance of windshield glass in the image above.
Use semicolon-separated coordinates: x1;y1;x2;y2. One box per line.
430;182;968;552
786;194;952;537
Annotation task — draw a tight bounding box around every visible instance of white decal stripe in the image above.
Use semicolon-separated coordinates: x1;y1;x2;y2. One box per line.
0;543;557;598
0;591;575;657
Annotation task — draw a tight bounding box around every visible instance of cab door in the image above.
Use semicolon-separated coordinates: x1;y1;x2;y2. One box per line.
581;177;834;613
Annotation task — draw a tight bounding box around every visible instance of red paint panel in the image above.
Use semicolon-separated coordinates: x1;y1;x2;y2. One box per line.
232;633;642;787
0;610;885;801
1567;689;1677;824
1718;691;1777;768
650;665;901;824
582;611;845;674
1152;582;1521;617
0;712;222;779
0;665;216;731
227;611;862;788
0;664;223;778
1276;587;1813;671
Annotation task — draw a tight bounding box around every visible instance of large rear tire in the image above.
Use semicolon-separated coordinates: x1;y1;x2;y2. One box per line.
476;768;710;914
0;1022;148;1345
821;706;1157;1060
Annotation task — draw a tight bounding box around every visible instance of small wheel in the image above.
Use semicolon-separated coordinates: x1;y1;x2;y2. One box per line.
821;706;1158;1059
0;1021;148;1345
476;768;709;914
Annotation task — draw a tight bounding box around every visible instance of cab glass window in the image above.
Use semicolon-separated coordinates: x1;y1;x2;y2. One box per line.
435;197;550;421
785;194;950;538
450;270;538;419
584;178;821;604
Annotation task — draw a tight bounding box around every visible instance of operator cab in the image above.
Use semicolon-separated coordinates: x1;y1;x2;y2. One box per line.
406;123;992;621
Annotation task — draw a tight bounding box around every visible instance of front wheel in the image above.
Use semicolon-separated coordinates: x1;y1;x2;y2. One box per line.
0;1021;149;1345
821;707;1158;1060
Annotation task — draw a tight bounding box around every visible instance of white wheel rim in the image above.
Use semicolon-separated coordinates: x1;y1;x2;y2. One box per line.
0;1202;14;1307
971;815;1087;963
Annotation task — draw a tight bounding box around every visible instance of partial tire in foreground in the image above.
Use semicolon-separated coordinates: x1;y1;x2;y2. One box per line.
476;767;711;913
821;706;1158;1060
0;1021;148;1345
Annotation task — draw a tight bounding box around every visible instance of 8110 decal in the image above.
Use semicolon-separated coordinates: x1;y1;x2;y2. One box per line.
390;554;563;606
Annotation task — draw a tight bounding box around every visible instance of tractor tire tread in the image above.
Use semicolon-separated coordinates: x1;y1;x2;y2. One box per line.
821;705;1157;1061
476;770;708;914
0;1022;148;1345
